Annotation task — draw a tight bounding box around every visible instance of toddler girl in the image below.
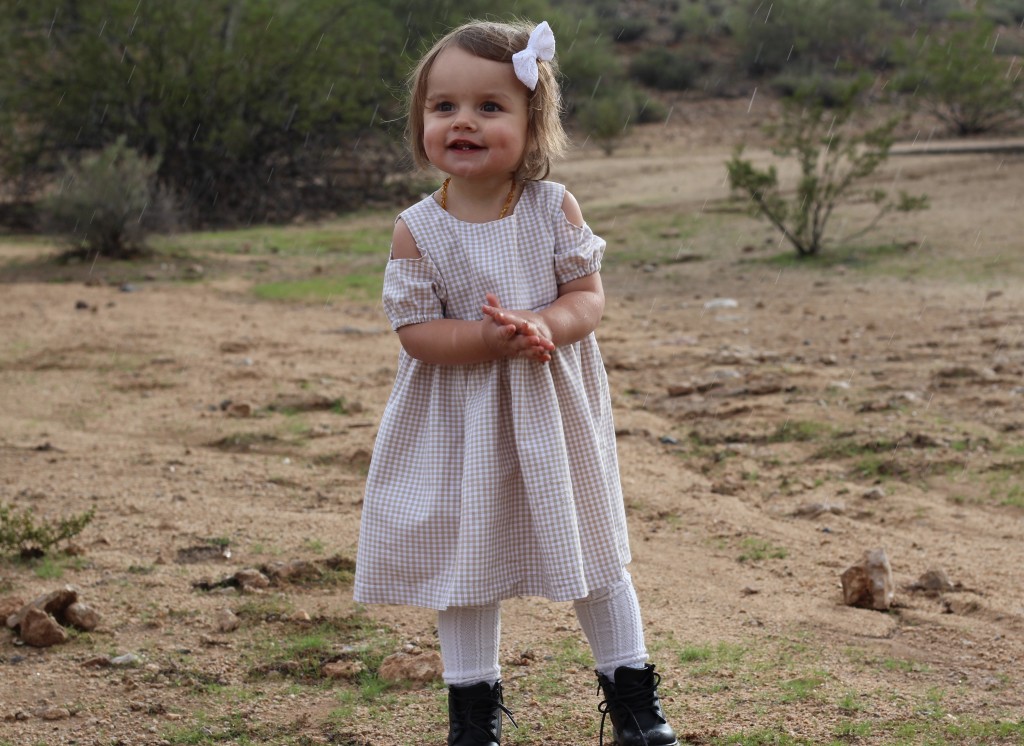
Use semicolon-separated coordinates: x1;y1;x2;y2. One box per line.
354;19;678;746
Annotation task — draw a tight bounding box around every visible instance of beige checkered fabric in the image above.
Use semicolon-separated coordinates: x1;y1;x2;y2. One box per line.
353;180;631;610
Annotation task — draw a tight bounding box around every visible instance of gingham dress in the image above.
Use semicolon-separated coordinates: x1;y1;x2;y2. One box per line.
353;179;631;610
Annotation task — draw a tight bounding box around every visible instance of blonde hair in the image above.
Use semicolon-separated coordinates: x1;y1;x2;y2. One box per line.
406;20;569;182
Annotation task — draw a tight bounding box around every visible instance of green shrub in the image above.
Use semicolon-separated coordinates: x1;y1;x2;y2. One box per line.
630;48;701;90
0;503;96;557
726;78;928;257
576;88;636;155
904;12;1024;135
40;136;177;259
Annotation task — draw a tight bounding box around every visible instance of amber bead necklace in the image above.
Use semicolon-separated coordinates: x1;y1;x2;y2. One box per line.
440;177;517;219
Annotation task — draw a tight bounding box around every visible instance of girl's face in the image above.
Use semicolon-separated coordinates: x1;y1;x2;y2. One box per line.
422;45;529;183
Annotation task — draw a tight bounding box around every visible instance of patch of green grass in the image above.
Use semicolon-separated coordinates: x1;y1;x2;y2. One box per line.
837;690;865;713
753;242;915;271
252;273;382;303
768;420;831;443
833;719;873;738
159;217;392;258
247;612;398;684
779;674;826;702
738;537;787;563
710;727;811;745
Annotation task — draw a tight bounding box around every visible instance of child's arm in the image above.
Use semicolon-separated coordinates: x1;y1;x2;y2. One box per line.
390;219;555;365
482;191;605;348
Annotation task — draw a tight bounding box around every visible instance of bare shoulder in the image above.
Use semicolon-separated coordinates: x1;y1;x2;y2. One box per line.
560;189;584;228
390;218;421;259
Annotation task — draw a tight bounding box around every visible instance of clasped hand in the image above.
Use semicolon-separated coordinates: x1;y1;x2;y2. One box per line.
481;293;555;363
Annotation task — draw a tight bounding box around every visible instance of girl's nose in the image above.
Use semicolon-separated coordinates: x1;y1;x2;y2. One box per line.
451;112;477;131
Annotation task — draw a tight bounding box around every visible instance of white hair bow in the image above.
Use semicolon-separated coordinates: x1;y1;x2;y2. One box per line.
512;21;555;91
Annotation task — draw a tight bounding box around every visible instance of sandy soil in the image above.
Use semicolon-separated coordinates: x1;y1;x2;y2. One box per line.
1;100;1023;745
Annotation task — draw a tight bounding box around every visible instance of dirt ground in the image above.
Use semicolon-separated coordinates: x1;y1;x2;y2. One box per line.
1;99;1023;745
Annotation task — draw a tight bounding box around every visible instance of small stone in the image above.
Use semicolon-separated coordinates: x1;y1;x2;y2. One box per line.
215;608;240;633
225;402;253;418
666;383;695;397
704;298;739;310
290;609;312;623
34;706;71;721
110;653;141;667
75;300;91;310
263;559;320;582
234;568;270;591
909;568;955;593
322;660;366;679
792;502;845;518
862;487;886;501
82;655;113;668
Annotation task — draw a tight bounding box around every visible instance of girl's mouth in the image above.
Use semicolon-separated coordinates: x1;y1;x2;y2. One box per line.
449;140;483;151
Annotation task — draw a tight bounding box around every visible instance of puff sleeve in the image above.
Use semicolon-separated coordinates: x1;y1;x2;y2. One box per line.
382;253;446;331
552;212;606;285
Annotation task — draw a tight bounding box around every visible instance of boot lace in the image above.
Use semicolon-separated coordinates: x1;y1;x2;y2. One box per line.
597;670;662;746
451;684;518;742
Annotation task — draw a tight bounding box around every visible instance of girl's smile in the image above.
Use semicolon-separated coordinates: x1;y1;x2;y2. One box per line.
423;46;529;185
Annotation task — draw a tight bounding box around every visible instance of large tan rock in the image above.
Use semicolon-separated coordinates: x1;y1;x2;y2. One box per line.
840;548;895;611
378;650;443;684
19;607;68;647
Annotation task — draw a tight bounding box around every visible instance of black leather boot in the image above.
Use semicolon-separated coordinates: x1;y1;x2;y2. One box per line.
596;664;678;746
447;680;516;746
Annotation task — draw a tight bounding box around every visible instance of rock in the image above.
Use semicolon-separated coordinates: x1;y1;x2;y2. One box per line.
34;706;71;721
666;383;696;397
110;653;141;667
0;596;25;623
82;655;113;668
225;402;253;418
290;609;312;623
840;548;895;611
792;502;845;518
907;568;955;593
215;608;240;633
322;660;366;679
704;298;739;310
263;559;320;583
19;607;68;647
8;586;78;629
862;487;886;501
234;568;270;591
378;650;443;685
61;602;100;631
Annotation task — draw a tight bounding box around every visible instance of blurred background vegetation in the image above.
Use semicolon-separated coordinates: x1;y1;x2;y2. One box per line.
0;0;1020;247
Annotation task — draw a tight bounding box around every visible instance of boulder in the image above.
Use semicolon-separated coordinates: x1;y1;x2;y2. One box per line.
378;650;443;685
19;607;68;647
61;601;100;631
840;548;895;610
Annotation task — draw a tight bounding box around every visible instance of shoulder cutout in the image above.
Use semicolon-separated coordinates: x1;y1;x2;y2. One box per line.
390;218;421;259
560;190;584;228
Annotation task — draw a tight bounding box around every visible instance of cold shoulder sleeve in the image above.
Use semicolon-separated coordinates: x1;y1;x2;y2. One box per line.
552;212;606;285
382;253;446;331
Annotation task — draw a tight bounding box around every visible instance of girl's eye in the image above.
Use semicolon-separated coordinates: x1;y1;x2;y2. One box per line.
481;102;501;113
437;102;454;112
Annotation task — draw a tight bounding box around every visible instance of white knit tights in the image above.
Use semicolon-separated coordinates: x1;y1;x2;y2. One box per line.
573;572;649;680
438;574;648;686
